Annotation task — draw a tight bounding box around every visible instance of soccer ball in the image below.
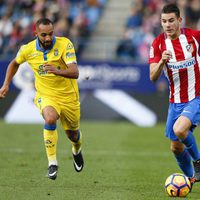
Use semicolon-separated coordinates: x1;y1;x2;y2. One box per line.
165;173;191;197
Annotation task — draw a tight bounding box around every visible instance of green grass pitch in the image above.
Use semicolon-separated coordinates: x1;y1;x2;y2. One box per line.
0;120;200;200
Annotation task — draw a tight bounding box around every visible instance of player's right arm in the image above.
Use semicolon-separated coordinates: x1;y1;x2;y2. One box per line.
0;44;28;98
0;59;20;98
150;50;172;82
149;35;172;82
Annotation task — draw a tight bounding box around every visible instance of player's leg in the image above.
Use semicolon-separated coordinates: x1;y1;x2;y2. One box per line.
65;129;84;172
173;98;200;181
34;95;60;180
60;101;84;172
65;129;82;155
171;140;194;178
42;106;59;179
165;103;194;178
173;116;200;162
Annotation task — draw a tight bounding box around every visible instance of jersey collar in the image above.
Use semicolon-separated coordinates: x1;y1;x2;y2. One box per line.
36;36;56;52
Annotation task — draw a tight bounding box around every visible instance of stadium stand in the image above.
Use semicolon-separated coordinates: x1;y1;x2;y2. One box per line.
0;0;199;62
81;0;133;61
116;0;200;63
0;0;107;59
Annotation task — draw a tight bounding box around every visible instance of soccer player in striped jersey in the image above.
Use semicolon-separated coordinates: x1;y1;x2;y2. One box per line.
149;4;200;185
0;18;84;180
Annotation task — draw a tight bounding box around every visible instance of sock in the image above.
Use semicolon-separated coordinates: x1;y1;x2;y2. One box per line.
43;124;58;166
181;130;200;162
70;130;82;155
174;149;194;178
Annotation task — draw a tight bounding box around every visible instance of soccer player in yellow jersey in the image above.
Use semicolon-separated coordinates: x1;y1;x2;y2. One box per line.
0;18;84;180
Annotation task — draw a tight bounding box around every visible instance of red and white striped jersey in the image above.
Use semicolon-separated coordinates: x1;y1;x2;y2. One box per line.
149;28;200;103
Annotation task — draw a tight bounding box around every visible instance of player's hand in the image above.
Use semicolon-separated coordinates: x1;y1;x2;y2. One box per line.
43;64;59;75
0;85;9;99
161;50;172;63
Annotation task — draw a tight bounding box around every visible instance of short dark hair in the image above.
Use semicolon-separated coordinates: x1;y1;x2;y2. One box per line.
36;18;53;27
161;4;180;18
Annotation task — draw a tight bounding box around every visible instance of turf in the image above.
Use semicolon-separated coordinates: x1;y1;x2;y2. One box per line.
0;120;200;200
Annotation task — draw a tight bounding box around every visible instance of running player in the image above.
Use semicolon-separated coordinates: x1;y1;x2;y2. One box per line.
149;4;200;185
0;18;84;180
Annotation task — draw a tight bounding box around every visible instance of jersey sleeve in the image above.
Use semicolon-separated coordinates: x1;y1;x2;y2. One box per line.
15;45;27;64
62;39;77;65
148;37;162;64
185;28;200;44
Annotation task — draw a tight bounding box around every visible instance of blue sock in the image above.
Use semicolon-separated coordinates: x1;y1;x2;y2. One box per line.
181;131;200;162
174;149;194;177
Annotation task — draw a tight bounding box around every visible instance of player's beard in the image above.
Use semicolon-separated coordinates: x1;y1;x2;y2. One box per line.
38;38;52;50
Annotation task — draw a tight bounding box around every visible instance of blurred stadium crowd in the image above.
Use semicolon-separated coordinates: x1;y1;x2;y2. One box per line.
0;0;107;59
0;0;199;61
116;0;200;62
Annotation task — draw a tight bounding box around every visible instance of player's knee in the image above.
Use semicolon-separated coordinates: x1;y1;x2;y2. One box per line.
173;125;185;139
43;108;59;125
66;130;79;142
44;117;57;125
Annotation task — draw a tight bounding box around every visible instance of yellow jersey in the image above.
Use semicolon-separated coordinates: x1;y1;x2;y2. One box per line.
16;37;79;102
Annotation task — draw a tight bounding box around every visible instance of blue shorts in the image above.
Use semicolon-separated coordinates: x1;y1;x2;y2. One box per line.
165;97;200;141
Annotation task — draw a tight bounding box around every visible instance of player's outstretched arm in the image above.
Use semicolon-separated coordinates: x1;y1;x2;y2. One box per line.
0;59;20;99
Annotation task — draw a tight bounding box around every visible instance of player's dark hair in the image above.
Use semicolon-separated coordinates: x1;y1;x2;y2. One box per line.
36;18;53;27
161;4;180;18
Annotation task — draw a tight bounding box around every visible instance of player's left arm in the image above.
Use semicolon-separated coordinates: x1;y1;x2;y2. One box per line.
186;28;200;43
43;63;79;79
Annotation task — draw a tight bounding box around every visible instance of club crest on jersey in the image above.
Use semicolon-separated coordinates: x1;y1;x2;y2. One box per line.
186;44;193;53
54;48;59;56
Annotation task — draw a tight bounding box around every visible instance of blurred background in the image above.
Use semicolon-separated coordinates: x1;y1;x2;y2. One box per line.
0;0;199;126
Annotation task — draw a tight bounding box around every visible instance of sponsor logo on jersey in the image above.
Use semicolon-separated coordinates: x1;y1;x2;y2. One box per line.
27;53;40;58
168;57;196;69
67;43;73;50
54;48;59;56
38;65;48;75
66;52;75;58
38;97;42;103
45;140;52;144
149;46;154;58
